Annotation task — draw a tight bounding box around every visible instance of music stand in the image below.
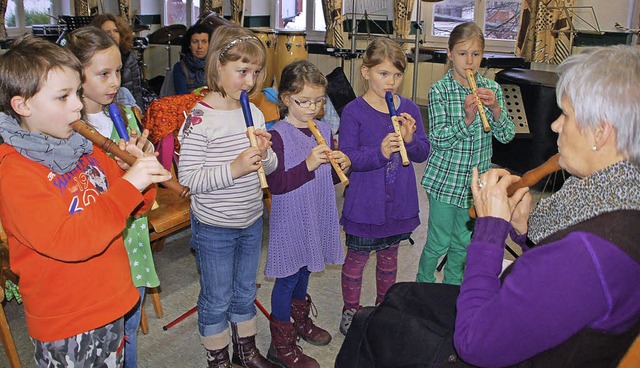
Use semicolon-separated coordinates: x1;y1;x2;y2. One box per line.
56;16;94;45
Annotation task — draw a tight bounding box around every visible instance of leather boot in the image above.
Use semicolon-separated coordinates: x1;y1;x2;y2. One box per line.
291;295;332;346
206;346;232;368
267;318;319;368
231;322;277;368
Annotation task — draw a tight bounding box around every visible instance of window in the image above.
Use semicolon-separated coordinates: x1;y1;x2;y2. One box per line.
5;0;54;30
165;0;199;26
274;0;326;42
425;0;522;52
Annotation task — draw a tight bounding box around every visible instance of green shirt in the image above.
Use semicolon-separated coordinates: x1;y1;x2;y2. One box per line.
422;69;515;208
108;106;160;288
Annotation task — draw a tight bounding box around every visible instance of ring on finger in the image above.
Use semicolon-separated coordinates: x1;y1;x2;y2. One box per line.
478;180;486;189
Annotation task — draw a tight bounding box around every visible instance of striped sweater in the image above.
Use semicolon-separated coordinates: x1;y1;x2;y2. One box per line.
178;101;277;228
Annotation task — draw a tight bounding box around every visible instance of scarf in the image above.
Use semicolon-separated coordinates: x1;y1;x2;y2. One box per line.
0;113;93;175
183;53;206;87
528;160;640;243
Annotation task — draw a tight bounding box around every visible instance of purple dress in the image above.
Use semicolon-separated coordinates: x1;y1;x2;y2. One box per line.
265;120;344;278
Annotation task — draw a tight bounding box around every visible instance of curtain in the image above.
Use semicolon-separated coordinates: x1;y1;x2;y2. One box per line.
74;0;89;16
118;0;132;23
230;0;244;26
515;0;574;64
322;0;344;48
200;0;223;17
394;0;415;41
0;0;7;41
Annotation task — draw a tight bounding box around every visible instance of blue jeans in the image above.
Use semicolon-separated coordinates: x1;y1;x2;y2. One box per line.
190;214;262;337
124;286;146;368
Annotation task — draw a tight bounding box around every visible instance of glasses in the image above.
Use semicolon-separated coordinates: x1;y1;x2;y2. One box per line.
291;97;326;109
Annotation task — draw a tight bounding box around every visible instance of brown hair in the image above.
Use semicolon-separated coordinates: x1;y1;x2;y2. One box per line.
277;59;327;118
361;37;407;90
205;25;266;98
91;13;134;54
65;26;119;75
448;22;485;52
0;35;82;121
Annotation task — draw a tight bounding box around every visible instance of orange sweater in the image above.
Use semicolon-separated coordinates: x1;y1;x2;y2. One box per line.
0;144;155;342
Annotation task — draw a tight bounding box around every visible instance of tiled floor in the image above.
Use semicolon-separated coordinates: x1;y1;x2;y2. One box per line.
1;160;540;367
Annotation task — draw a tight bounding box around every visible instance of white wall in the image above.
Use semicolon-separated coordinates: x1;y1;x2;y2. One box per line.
577;0;636;30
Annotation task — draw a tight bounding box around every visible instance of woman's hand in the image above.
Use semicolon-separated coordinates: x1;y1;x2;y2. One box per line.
471;168;527;222
306;144;331;171
381;132;402;159
511;190;532;235
397;112;417;143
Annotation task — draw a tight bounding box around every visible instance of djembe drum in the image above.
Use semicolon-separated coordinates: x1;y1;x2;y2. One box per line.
250;27;278;88
274;30;308;87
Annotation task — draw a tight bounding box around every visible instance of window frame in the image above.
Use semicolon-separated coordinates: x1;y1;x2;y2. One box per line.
5;0;76;39
422;0;521;54
273;0;326;43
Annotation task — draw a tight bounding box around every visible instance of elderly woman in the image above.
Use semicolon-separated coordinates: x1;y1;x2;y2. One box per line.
92;14;145;110
173;23;211;94
337;44;640;367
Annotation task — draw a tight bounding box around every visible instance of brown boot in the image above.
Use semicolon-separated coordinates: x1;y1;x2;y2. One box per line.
291;295;332;346
206;346;232;368
231;322;277;368
267;318;320;368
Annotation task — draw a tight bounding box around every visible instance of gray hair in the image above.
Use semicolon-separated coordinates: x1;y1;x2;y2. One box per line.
556;45;640;164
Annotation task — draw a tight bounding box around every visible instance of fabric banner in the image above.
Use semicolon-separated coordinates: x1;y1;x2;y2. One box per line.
322;0;344;48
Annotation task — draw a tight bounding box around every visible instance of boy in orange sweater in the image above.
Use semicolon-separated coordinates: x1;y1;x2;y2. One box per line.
0;36;171;367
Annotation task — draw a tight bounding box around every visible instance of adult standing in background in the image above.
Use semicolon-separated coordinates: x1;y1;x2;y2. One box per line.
173;23;212;95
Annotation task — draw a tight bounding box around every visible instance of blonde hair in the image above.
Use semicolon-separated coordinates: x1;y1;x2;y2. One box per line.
361;37;407;91
205;25;266;98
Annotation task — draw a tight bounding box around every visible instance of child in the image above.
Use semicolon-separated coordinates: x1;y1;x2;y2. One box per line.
415;22;515;285
65;26;160;368
0;35;170;367
177;25;277;368
338;37;430;335
265;60;351;368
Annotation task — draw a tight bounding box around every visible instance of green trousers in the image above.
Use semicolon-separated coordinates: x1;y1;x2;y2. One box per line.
416;193;474;285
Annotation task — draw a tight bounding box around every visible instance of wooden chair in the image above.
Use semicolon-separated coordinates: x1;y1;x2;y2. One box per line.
0;220;22;368
138;186;191;334
619;332;640;367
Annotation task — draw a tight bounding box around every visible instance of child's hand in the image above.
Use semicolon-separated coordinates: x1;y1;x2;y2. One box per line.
476;88;502;120
251;129;273;159
330;150;351;172
122;154;173;191
306;144;331;171
381;132;402;159
463;94;479;126
397;112;417;143
129;128;154;154
116;137;157;170
230;147;264;179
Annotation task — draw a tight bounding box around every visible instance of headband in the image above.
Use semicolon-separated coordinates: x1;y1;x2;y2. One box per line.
219;35;257;59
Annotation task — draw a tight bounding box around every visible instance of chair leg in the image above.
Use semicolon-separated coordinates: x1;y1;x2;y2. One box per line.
139;299;149;335
149;287;164;318
0;289;22;368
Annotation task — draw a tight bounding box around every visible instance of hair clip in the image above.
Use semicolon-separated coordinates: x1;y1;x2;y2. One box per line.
219;35;256;59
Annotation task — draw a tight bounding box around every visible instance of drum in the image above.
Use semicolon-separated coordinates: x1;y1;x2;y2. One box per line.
274;31;308;87
250;28;277;88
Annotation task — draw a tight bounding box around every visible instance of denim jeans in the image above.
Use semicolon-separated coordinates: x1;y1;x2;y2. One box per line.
190;214;262;337
124;286;145;368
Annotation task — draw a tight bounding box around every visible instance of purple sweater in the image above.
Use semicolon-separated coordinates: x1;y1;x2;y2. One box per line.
454;217;640;367
339;96;430;237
